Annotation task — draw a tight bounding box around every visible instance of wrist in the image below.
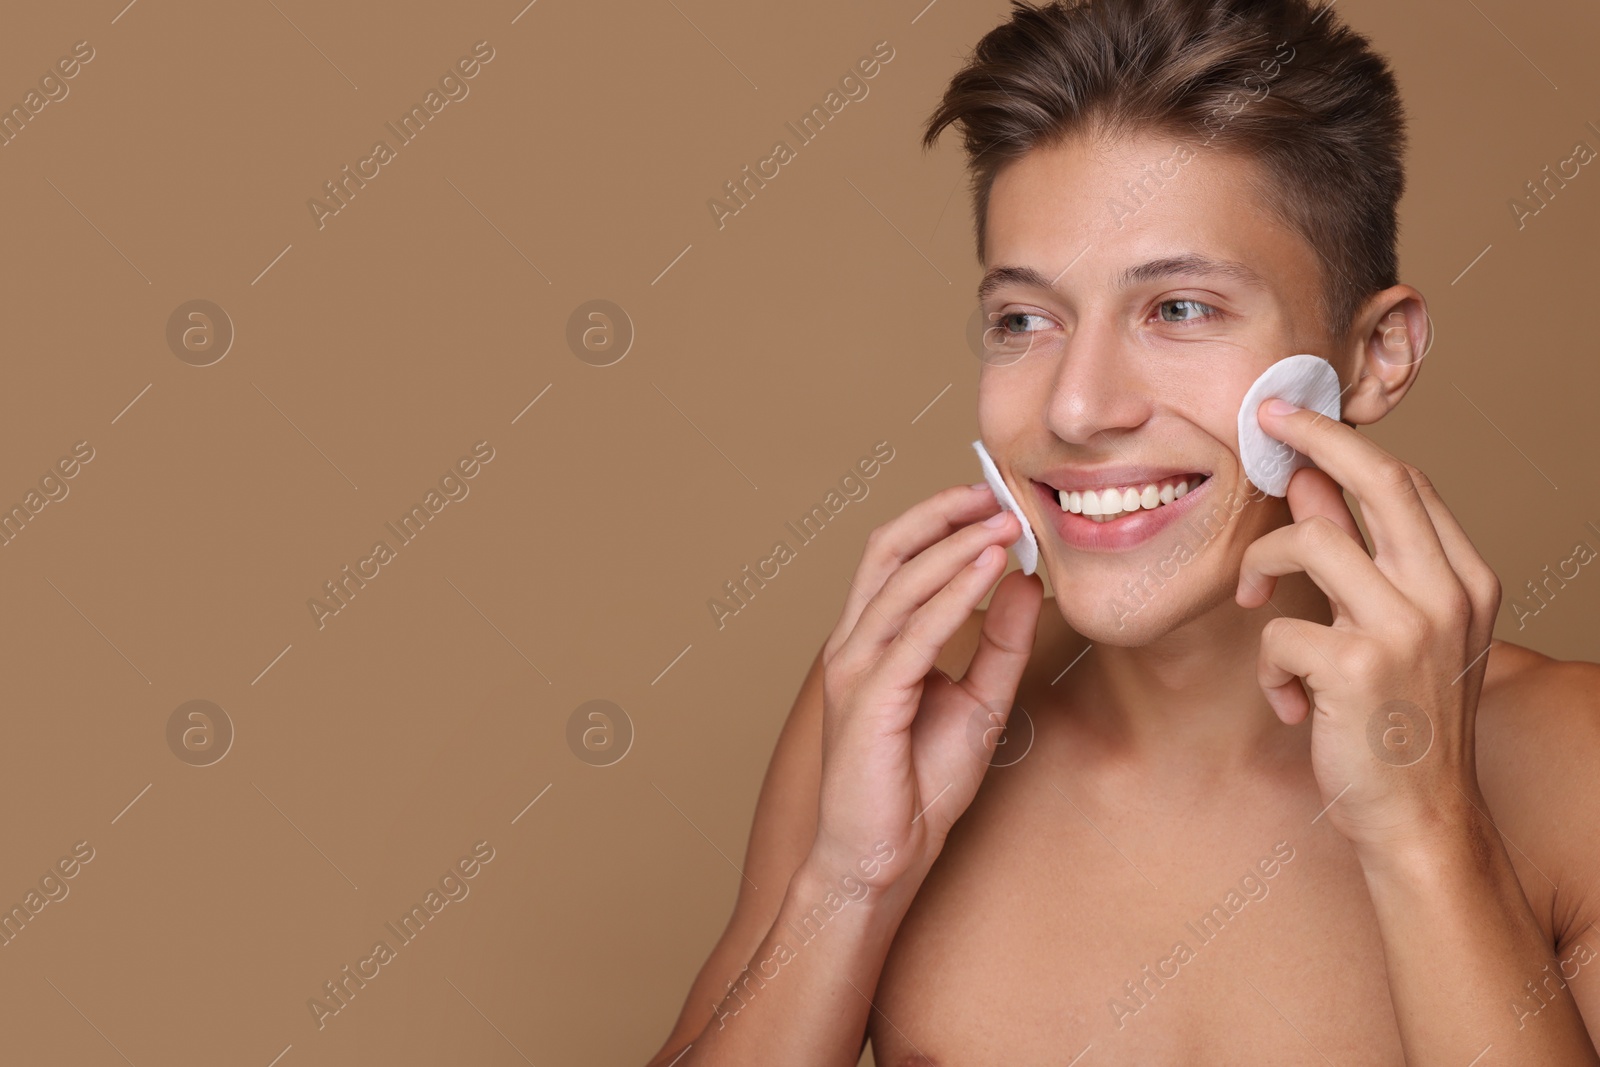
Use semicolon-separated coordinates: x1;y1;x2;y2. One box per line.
793;843;926;925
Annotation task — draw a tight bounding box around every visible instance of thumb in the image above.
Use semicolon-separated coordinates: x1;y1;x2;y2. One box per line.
959;569;1042;712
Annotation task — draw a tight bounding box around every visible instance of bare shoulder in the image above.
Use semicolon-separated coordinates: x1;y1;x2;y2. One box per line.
1474;638;1600;949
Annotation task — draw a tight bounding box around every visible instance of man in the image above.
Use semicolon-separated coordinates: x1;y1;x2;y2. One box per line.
648;0;1600;1063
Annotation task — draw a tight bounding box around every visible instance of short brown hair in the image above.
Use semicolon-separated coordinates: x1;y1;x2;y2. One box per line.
922;0;1408;340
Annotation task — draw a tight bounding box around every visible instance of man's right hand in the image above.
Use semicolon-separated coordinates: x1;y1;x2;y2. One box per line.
808;482;1044;898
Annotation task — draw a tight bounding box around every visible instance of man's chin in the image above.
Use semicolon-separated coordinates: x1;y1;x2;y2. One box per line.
1047;567;1236;647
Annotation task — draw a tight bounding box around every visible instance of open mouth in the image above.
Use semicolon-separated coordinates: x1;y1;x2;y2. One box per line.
1048;473;1212;524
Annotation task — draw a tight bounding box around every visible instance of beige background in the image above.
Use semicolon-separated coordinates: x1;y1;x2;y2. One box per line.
0;1;1595;1064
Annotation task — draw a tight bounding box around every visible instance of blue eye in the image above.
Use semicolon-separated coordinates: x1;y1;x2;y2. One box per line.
998;311;1052;334
1157;299;1218;324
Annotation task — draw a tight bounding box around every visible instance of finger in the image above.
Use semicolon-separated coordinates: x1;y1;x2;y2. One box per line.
827;483;999;661
1285;465;1366;551
861;540;1020;713
841;510;1023;667
1402;464;1502;622
1256;615;1350;725
957;568;1044;713
1236;514;1407;626
1257;401;1449;585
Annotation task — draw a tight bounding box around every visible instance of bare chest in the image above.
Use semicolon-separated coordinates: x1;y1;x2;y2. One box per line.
869;762;1408;1066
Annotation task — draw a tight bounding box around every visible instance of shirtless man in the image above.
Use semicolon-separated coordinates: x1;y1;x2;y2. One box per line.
647;1;1600;1062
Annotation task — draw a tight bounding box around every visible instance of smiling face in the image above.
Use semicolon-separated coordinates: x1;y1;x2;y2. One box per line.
977;130;1350;644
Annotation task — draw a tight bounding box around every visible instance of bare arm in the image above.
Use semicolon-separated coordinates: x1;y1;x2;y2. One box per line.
644;483;1041;1067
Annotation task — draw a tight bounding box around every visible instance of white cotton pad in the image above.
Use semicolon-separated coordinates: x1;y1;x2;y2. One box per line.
971;439;1038;575
1236;354;1342;497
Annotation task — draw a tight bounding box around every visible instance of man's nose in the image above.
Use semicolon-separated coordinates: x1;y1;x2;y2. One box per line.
1043;313;1154;445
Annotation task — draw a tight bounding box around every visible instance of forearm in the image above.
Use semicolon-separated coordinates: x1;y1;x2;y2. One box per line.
1360;801;1600;1066
661;857;922;1067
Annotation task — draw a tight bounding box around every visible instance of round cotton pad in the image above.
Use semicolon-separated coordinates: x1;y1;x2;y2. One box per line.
1236;354;1342;497
971;439;1038;575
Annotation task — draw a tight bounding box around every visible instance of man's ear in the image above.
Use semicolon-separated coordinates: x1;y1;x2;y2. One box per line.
1338;284;1430;427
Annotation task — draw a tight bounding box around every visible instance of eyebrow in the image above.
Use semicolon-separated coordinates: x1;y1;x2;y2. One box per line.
976;252;1267;302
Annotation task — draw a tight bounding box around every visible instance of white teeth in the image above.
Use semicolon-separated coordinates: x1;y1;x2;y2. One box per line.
1054;475;1207;519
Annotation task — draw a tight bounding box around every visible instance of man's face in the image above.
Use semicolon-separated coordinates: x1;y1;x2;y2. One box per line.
976;131;1342;644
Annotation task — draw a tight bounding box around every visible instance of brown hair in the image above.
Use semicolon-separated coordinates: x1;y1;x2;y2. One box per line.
922;0;1408;340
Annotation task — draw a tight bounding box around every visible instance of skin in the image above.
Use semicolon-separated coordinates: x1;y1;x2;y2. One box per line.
645;131;1600;1066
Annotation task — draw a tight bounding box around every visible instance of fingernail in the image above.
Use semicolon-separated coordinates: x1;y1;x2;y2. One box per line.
971;481;993;493
983;511;1010;527
1264;398;1299;416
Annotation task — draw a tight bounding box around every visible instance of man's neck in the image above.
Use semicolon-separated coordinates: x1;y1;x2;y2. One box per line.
1063;572;1331;791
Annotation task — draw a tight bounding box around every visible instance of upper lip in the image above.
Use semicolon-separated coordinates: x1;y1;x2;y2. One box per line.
1032;466;1211;494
